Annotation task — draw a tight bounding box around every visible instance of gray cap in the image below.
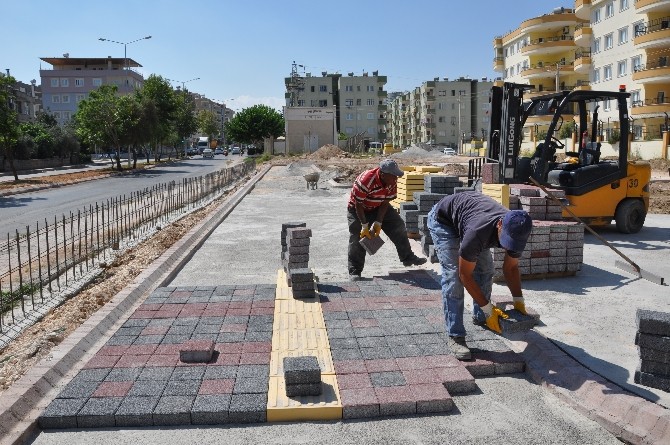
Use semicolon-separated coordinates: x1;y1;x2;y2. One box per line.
379;159;404;177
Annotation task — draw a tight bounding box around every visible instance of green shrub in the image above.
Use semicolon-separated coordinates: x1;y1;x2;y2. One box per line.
608;129;621;145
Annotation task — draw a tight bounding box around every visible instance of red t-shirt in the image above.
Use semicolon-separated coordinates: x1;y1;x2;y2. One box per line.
347;167;397;211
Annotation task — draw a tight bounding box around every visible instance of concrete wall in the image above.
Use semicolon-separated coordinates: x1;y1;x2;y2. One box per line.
284;107;337;154
1;157;69;172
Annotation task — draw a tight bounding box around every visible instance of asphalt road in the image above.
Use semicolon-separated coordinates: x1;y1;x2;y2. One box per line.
0;155;244;238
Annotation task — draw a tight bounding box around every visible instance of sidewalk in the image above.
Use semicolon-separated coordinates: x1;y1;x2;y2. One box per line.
5;162;669;444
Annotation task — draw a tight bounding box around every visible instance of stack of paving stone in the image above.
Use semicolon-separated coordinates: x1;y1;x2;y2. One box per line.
391;172;426;209
399;202;420;234
635;309;670;392
418;214;438;263
424;174;463;195
281;222;316;298
493;220;583;280
508;184;564;221
283;356;322;397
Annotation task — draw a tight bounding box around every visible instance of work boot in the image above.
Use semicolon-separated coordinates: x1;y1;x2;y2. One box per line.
402;255;427;267
349;273;362;282
447;336;471;360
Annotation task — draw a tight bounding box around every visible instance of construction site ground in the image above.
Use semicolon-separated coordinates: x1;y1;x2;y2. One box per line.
1;147;669;444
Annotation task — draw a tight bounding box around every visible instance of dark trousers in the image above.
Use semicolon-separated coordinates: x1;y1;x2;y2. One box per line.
347;207;414;275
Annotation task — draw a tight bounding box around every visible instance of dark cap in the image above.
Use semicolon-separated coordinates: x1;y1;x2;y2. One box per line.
379;159;404;177
499;210;532;254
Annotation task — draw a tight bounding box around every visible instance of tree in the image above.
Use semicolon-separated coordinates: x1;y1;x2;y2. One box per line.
0;74;20;180
197;109;219;139
173;90;197;156
224;105;284;154
137;75;176;161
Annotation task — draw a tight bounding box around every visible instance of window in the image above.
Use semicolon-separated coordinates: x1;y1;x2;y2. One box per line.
367;99;375;106
605;33;613;49
438;90;446;96
451;117;457;125
51;95;60;103
345;99;354;106
356;85;361;92
92;78;102;87
604;64;613;80
50;78;59;87
310;86;315;92
76;94;86;102
510;66;515;76
60;78;69;87
319;85;327;92
618;27;628;44
617;60;627;77
345;113;354;120
367;113;374;119
604;99;611;111
605;2;614;17
62;94;70;103
619;0;628;11
356;99;362;106
438;116;445;123
52;111;61;119
310;99;317;107
367;85;374;92
62;111;71;120
367;127;375;135
345;85;353;92
297;100;305;106
631;90;640;106
632;55;641;72
593;68;601;83
345;127;353;135
75;78;84;87
318;99;327;107
593;37;601;54
594;8;601;23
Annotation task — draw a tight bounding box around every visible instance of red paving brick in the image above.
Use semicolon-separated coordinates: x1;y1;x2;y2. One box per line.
365;359;399;373
396;356;430;371
242;342;272;353
233;288;254;296
337;373;373;390
351;318;379;328
129;310;155;319
239;353;271;365
141;326;169;335
216;343;243;354
92;381;133;398
82;355;120;369
409;383;452;404
206;303;229;312
251;307;274;315
334;360;366;374
227;308;252;316
96;345;129;356
154;344;183;355
212;353;241;366
402;368;447;385
339;387;378;406
374;385;415;404
138;303;162;311
145;354;178;367
220;323;247;333
199;379;234;395
126;344;158;355
114;354;150;368
425;354;461;369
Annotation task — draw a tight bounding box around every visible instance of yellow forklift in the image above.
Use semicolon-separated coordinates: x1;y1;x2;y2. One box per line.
483;83;651;233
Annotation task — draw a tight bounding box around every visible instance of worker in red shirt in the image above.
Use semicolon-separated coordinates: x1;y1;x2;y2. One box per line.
347;159;427;281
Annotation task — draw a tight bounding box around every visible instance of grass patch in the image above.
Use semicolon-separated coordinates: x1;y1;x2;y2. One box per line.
0;284;39;315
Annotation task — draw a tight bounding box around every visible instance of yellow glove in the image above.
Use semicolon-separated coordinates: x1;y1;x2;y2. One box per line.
513;300;528;315
371;221;382;237
485;307;509;334
360;223;372;239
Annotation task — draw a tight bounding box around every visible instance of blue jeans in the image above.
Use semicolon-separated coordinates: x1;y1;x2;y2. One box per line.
427;207;493;337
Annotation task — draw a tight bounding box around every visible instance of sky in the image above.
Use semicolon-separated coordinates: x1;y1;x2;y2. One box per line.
1;0;569;111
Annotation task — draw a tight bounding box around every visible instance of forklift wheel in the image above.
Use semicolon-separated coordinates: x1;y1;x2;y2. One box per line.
615;199;646;234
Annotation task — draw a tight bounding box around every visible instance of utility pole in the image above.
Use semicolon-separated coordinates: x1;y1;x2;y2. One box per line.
286;61;305;107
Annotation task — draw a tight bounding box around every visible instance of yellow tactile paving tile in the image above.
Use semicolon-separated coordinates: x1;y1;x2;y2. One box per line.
269;350;335;376
274;297;322;315
266;375;342;422
415;166;442;173
272;328;331;352
272;311;325;331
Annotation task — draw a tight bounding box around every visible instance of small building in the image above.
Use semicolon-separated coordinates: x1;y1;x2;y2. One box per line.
283;106;337;154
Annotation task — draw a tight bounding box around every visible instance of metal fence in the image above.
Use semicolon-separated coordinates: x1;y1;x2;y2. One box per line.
0;160;255;340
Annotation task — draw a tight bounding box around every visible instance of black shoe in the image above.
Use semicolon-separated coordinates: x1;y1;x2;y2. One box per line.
349;273;362;282
403;255;427;267
472;317;485;327
447;336;471;360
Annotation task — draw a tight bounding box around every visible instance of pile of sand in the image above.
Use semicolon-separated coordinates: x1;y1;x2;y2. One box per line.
309;144;348;160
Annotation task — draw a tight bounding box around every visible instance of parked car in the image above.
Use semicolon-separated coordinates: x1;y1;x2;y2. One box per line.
231;146;241;155
202;148;214;158
443;148;457;156
214;148;224;155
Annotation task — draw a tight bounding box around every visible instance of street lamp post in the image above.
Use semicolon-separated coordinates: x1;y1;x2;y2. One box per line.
167;77;200;91
98;35;152;167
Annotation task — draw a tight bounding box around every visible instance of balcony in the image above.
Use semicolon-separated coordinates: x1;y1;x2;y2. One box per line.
632;59;670;83
521;61;574;80
574;80;592;91
493;56;504;71
574;50;592;73
631;97;670;117
635;0;670;14
516;10;577;35
522;35;576;55
575;0;592;20
634;17;670;50
574;24;593;47
377;90;388;97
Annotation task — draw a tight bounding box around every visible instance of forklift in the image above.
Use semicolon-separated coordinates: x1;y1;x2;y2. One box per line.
482;82;651;234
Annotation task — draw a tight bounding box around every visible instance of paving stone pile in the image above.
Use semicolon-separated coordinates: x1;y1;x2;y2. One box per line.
283;356;322;397
508;183;565;221
281;222;315;298
635;309;670;392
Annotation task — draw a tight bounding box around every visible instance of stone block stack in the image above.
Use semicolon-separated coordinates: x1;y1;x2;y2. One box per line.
418;215;438;263
399;202;420;234
423;175;462;195
508;184;565;221
283;356;322;397
281;222;315;298
635;309;670;392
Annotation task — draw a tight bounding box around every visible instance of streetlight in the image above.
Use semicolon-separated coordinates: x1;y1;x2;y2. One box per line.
98;35;152;70
167;77;200;91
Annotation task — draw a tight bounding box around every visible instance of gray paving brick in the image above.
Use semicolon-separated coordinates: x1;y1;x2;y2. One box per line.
153;395;195;426
123;319;150;327
105;367;142;382
468;339;511;353
237;365;269;378
323;312;349;321
635;369;670;392
244;330;272;342
370;371;406;387
283;356;321;384
115;396;159;427
636;332;670;351
194;323;223;334
228;393;267;423
161;334;192;344
170;366;206;380
58;380;99;399
74;368;112;382
330;337;360;349
105;335;136;346
391;344;423;358
148;318;176;326
379;400;416;417
361;347;393;360
356;336;388;349
233;376;269;394
385;335;417;346
167;325;196;335
204;366;238;379
286;382;322;397
342;404;380;419
354;327;385;338
117;326;145;336
640;358;670;377
500;310;539;334
77;397;123;428
138;367;174;380
326;319;353;329
638;346;670;364
39;398;87;429
331;348;363;361
163;379;201;396
132;334;165;344
419;343;452;355
199;316;225;325
191;394;231;425
172;317;199;326
128;380;168;397
218;332;246;343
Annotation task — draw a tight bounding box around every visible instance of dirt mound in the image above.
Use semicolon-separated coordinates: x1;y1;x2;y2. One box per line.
309;144;348;160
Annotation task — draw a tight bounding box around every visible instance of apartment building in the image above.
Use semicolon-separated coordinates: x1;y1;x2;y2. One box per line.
39;56;144;125
387;77;492;150
494;1;670;141
285;70;388;144
2;72;42;124
190;92;229;141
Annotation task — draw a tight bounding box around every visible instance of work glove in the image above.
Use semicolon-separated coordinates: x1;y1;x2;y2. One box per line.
371;221;382;237
485;307;509;334
359;223;372;239
513;300;528;315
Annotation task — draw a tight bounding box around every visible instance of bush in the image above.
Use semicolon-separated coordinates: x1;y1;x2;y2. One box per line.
608;129;621;145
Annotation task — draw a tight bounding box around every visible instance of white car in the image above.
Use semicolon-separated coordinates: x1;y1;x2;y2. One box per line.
202;148;214;158
443;148;457;156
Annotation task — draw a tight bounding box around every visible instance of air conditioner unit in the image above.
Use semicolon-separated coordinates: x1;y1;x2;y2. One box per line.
563;26;569;34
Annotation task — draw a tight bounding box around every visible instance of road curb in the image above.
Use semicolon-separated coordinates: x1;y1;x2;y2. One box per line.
506;329;670;444
0;165;272;445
